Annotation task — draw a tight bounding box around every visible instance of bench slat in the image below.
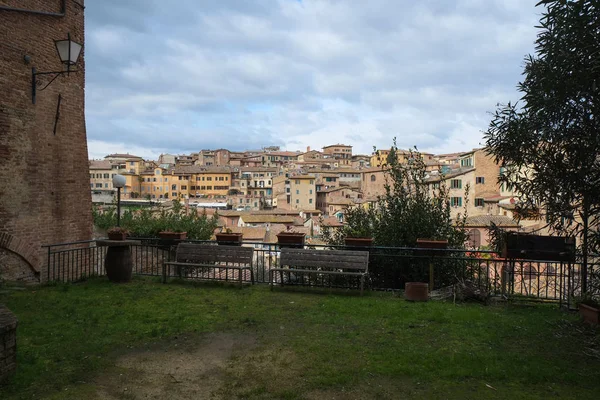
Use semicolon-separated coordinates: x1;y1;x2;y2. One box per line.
280;249;368;270
270;268;366;276
175;243;253;264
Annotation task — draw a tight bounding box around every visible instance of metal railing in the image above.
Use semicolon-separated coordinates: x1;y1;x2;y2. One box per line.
42;239;599;307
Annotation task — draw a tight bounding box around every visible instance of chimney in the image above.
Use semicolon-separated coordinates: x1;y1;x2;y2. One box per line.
307;146;311;152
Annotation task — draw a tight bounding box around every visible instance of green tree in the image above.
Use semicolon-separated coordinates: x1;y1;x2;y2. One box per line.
324;141;469;248
484;0;600;291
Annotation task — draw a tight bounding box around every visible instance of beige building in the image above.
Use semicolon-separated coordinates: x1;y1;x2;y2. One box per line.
316;187;363;215
273;175;316;211
323;144;353;166
361;168;390;198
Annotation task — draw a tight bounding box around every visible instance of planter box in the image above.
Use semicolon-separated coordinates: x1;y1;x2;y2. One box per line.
107;232;127;241
405;282;429;302
158;231;187;240
579;303;600;325
215;233;243;246
344;237;374;248
416;239;448;257
277;232;305;248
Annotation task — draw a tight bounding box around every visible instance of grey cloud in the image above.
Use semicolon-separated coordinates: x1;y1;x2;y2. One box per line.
85;0;541;157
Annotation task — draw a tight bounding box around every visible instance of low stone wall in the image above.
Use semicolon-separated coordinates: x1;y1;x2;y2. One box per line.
0;305;17;384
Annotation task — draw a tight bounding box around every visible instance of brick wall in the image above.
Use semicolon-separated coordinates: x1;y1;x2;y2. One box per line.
0;305;17;383
0;1;92;282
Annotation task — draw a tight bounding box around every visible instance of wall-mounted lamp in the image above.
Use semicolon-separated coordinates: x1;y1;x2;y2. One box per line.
31;33;83;104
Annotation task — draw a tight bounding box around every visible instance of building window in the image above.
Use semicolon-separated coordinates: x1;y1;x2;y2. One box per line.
460;157;473;167
475;198;485;207
309;199;313;204
450;179;462;189
103;173;109;179
450;197;462;207
130;162;135;166
153;178;157;182
95;183;102;188
371;174;376;182
207;177;212;181
295;180;300;184
181;186;187;190
296;190;300;194
172;192;177;197
476;177;485;184
309;190;313;194
207;186;212;190
156;170;161;175
104;183;109;188
296;199;299;204
310;180;314;184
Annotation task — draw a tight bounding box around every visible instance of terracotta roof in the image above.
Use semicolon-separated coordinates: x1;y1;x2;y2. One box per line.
323;144;352;148
89;160;112;170
173;166;232;174
464;215;520;228
426;167;475;183
315;216;344;227
229;227;267;240
104;153;143;159
241;215;297;224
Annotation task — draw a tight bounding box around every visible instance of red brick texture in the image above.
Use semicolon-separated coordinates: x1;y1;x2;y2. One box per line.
0;1;92;281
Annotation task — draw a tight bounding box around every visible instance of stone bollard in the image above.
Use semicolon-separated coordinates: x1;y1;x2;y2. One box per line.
0;305;17;384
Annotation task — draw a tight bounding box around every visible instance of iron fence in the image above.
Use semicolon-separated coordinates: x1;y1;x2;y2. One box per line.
42;239;599;307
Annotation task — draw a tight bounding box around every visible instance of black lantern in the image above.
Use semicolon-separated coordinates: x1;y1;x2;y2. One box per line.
31;33;83;104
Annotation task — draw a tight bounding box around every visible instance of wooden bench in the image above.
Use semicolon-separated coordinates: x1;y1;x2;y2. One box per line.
162;243;254;287
270;248;369;295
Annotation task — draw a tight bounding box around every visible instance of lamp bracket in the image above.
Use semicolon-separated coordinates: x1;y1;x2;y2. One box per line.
32;67;78;104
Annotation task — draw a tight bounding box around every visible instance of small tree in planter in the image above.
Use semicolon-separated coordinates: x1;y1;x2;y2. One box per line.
322;205;376;247
107;227;129;241
277;226;306;248
215;228;243;246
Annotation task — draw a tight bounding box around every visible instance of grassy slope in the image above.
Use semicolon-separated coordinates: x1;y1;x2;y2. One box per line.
0;277;598;399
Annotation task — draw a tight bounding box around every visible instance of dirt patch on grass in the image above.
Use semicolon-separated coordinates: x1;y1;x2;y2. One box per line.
94;333;257;400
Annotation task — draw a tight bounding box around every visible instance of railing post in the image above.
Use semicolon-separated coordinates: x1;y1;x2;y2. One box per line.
47;246;51;282
429;259;434;293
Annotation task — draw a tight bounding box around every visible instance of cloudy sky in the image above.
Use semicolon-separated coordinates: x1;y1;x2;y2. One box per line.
85;0;540;160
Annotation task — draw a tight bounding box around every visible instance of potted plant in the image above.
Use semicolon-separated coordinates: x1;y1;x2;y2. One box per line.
277;226;306;248
107;227;129;241
215;228;243;246
341;205;375;248
577;295;600;325
344;226;374;248
158;230;187;240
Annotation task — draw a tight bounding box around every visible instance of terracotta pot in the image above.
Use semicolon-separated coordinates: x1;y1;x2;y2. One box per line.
277;232;305;248
344;237;374;248
405;282;429;302
107;232;127;241
158;231;187;240
579;303;600;325
416;239;448;257
215;233;243;246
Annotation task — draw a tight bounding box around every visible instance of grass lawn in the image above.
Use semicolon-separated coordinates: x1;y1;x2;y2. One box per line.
0;277;598;399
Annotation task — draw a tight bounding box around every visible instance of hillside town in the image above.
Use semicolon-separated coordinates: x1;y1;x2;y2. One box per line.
90;144;534;247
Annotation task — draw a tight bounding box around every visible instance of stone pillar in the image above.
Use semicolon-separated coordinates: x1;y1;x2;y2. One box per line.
0;305;17;383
